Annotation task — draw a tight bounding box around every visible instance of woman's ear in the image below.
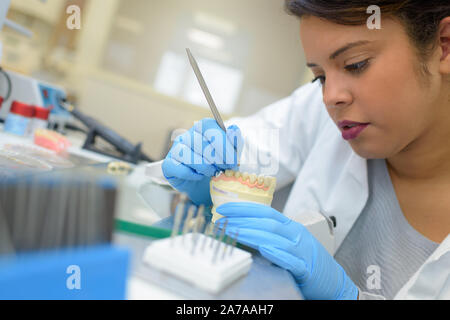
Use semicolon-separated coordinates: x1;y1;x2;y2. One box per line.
439;17;450;74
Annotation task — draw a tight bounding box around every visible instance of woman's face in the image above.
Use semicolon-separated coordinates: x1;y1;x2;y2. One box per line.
300;16;444;159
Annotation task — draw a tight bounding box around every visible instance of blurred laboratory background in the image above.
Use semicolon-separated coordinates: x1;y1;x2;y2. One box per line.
0;0;311;160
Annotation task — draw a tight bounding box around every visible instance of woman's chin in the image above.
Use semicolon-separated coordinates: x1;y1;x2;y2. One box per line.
349;141;394;160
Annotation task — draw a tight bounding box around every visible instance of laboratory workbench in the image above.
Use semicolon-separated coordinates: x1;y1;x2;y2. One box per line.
0;129;303;300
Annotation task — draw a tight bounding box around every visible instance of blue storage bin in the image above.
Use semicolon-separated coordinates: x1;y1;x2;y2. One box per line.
0;244;130;300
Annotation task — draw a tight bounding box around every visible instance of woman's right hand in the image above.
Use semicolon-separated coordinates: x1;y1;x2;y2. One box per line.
162;118;242;206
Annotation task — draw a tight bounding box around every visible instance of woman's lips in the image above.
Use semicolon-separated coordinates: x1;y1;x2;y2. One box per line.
340;123;370;140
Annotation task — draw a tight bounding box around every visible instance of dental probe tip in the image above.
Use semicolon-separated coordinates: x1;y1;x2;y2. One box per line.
230;230;239;256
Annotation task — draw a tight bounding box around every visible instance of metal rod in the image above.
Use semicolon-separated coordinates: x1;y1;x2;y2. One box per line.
190;215;205;256
171;197;186;246
230;230;239;256
213;220;228;264
201;222;214;252
210;222;220;248
190;205;205;254
182;205;196;245
222;230;235;260
186;48;226;132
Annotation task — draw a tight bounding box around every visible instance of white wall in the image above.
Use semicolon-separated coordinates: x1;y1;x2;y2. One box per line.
10;0;65;25
71;0;308;160
4;0;310;160
76;69;212;160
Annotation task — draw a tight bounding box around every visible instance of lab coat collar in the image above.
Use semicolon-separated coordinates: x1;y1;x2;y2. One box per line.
331;149;369;251
395;234;450;299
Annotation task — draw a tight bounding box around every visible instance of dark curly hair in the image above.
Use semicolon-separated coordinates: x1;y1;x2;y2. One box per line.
285;1;450;75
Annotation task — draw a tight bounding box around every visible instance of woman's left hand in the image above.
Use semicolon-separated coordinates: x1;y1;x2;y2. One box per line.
216;202;359;300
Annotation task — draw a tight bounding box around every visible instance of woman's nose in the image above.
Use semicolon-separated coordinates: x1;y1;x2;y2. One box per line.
322;77;353;109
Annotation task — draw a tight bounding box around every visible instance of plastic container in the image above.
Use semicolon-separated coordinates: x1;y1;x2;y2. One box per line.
34;128;71;153
31;106;50;133
4;101;35;136
0;245;130;300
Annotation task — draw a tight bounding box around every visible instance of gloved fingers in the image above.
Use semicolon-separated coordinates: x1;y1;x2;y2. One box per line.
180;129;227;167
173;131;216;166
218;217;302;242
193;118;221;132
193;119;241;169
225;124;244;159
162;157;205;181
200;128;238;170
190;130;233;173
180;177;213;207
220;225;295;252
216;202;290;223
259;246;308;283
176;122;237;171
169;141;218;177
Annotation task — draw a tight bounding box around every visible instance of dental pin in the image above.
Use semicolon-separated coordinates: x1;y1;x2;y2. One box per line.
191;205;205;255
213;219;228;264
222;227;237;260
230;230;239;256
171;195;186;246
182;205;196;245
210;222;220;248
201;222;214;251
221;233;232;260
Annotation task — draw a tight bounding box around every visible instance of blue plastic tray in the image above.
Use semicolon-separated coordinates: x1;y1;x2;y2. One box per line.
0;244;130;300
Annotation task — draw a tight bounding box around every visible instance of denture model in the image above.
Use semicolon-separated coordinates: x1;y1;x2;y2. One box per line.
210;170;277;223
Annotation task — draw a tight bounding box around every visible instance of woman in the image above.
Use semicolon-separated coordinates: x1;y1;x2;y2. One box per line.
162;0;450;299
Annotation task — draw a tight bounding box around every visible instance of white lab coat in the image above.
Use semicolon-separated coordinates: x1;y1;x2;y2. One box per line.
228;81;450;300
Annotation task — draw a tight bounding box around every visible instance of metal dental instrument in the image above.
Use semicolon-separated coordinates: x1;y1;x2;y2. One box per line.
190;206;205;255
210;222;220;248
222;229;235;260
171;195;187;246
230;230;239;256
194;205;205;237
221;237;230;260
186;48;227;132
0;202;14;255
182;205;196;244
213;219;228;264
201;222;214;251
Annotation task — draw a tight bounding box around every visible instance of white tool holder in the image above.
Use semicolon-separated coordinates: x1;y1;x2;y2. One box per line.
143;233;253;294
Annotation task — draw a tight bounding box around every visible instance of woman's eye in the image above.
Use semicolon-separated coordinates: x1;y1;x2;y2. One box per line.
345;59;370;74
310;59;370;85
311;75;326;85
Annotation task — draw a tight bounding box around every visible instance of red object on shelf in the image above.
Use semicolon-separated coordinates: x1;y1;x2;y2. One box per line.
0;97;4;109
10;101;35;118
34;129;71;153
33;106;51;120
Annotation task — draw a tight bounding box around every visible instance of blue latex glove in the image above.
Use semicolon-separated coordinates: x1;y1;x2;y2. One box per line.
162;118;242;206
216;202;359;300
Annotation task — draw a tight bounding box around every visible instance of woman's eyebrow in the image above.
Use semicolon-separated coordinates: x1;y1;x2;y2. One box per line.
306;40;372;67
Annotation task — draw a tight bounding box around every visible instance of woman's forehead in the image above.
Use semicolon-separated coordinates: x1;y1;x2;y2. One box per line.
299;16;405;61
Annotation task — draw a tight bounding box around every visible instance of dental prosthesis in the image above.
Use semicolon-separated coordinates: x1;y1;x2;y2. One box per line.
210;170;277;223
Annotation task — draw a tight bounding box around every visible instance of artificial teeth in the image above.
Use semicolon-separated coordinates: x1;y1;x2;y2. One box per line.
264;176;271;187
257;175;264;185
210;171;278;223
225;170;234;177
